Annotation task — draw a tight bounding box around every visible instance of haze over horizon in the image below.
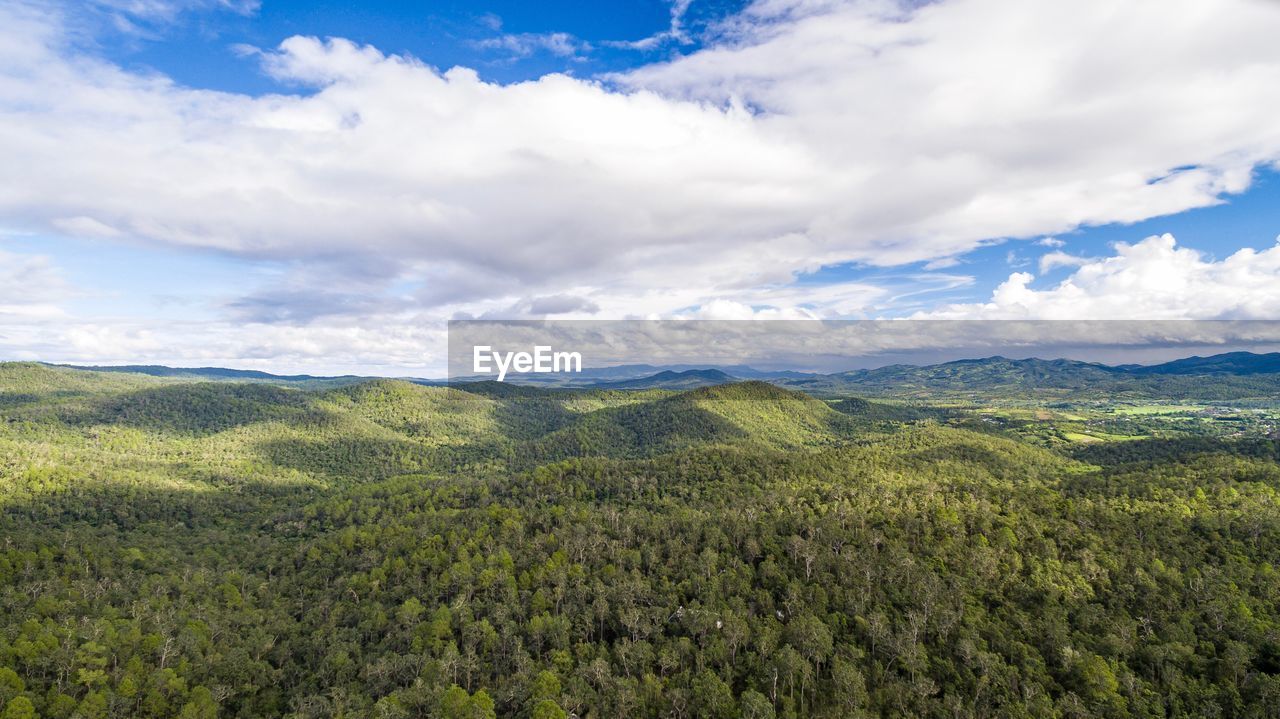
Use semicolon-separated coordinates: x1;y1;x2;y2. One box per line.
49;346;1280;381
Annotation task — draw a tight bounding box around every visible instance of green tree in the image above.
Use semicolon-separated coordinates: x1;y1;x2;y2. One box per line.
1;697;35;719
530;699;567;719
739;689;775;719
177;686;218;719
0;670;22;707
692;669;735;719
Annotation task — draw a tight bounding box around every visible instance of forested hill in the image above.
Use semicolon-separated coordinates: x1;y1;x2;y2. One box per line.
1126;351;1280;375
774;353;1280;399
49;363;365;385
2;362;1279;717
30;351;1280;400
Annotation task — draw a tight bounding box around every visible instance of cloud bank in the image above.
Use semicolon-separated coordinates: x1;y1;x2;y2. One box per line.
925;234;1280;320
3;0;1280;371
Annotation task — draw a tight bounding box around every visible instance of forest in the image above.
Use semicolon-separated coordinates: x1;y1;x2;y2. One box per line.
1;361;1278;718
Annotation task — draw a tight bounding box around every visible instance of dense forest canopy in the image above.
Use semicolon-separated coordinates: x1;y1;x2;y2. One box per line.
1;361;1278;718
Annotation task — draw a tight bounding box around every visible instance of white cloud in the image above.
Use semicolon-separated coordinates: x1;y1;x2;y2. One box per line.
1036;237;1065;248
51;216;124;239
47;0;260;38
92;0;259;19
922;257;961;270
1037;250;1088;274
923;234;1280;320
6;312;451;376
2;0;1277;292
622;0;1280;261
674;299;822;320
0;249;68;304
0;248;70;322
471;32;590;61
3;0;1280;370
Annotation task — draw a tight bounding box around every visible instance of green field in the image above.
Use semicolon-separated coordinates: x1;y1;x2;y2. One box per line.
1110;404;1204;416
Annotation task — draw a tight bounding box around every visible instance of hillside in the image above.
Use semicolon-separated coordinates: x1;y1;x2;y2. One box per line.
520;381;856;462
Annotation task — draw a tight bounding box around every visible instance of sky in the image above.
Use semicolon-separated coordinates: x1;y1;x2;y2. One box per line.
2;0;1280;375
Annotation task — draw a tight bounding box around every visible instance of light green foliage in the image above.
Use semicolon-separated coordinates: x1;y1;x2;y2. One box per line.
1;697;35;719
529;699;567;719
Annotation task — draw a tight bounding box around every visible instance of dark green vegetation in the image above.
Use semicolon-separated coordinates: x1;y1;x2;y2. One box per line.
2;361;1279;718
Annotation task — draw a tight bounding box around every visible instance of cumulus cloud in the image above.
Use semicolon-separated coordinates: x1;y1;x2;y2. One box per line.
3;0;1278;294
923;234;1280;320
622;0;1280;260
6;309;450;375
3;0;1280;370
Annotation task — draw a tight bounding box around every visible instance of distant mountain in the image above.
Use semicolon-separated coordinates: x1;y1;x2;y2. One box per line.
785;356;1120;396
592;368;739;390
52;363;357;383
40;351;1280;400
549;364;667;381
774;352;1280;400
448;363;814;387
672;365;816;380
1129;351;1280;376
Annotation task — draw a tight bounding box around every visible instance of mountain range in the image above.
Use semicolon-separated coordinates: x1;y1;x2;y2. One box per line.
49;351;1280;398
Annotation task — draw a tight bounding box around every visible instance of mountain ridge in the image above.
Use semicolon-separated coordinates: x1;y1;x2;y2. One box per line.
26;350;1280;394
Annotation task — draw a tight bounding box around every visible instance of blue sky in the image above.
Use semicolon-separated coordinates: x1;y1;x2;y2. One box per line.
3;0;1280;374
805;168;1280;317
92;0;744;90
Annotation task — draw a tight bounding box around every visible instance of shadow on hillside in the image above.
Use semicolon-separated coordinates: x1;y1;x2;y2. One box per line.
255;435;507;482
49;383;311;436
904;443;1025;481
831;397;951;423
0;472;324;537
516;395;749;467
254;388;762;479
450;383;581;440
1;391;68;410
1069;436;1280;467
